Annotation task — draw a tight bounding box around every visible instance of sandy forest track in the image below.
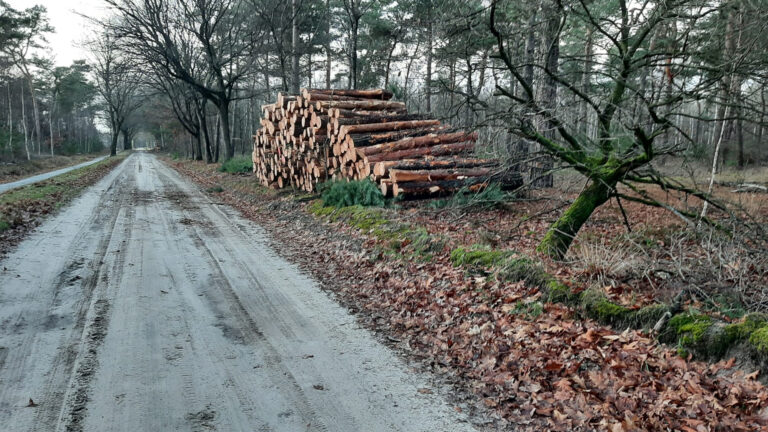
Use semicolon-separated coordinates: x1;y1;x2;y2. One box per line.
0;152;475;432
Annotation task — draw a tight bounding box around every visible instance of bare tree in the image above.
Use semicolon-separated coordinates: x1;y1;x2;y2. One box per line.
104;0;264;160
488;0;751;259
89;32;142;156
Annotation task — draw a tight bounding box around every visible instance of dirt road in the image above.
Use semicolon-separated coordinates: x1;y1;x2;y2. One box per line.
0;152;476;432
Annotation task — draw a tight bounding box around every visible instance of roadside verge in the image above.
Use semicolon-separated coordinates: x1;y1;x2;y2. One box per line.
0;154;128;258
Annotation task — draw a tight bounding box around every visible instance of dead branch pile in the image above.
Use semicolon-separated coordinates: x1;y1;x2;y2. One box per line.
252;88;514;198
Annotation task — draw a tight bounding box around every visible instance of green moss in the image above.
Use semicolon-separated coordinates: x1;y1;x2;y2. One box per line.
660;312;768;360
450;246;511;267
309;203;389;232
749;327;768;354
580;289;630;325
308;201;337;218
668;313;713;346
580;290;667;330
309;201;445;263
624;304;668;329
544;280;573;303
0;219;8;232
724;313;768;342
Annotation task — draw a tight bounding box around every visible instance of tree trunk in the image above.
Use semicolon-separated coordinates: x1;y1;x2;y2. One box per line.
195;133;203;161
217;100;235;160
7;82;12;154
20;85;30;161
537;178;613;259
425;9;433;113
403;40;420;107
580;26;594;135
350;19;359;89
214;113;221;162
523;8;537;90
759;83;766;162
27;77;42;156
200;108;213;163
384;38;397;89
291;0;300;94
122;129;131;150
49;94;56;156
533;0;558;188
110;133;119;157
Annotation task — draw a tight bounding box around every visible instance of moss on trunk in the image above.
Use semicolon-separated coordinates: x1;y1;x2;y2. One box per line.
537;178;614;259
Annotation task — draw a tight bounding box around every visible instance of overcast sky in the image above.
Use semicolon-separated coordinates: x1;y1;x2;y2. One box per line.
8;0;109;66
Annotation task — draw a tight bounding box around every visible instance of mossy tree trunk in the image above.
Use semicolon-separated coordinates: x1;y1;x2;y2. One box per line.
537;178;614;259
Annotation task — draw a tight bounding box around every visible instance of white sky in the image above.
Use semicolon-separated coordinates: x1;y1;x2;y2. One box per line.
8;0;109;66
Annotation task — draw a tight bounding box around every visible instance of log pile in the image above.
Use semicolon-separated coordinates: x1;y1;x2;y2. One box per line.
252;88;512;198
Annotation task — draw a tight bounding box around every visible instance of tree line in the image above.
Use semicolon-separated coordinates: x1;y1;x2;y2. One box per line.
0;2;103;161
4;0;766;258
92;0;767;257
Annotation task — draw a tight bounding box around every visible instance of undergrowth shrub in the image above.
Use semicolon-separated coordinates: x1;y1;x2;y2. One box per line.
319;179;385;208
430;183;509;209
219;156;253;173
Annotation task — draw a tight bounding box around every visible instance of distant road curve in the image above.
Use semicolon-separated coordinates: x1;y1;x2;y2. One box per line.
0;155;109;194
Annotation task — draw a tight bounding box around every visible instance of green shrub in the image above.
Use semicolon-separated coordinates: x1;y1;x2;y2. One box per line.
430;183;508;209
219;156;253;173
319;179;385;208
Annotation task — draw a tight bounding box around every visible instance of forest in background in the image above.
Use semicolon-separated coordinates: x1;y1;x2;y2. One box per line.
3;0;766;169
1;0;768;258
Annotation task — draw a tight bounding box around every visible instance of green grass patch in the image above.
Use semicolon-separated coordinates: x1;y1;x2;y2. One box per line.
218;156;253;173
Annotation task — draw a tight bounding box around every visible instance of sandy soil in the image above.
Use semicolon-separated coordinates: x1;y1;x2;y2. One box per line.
0;152;475;432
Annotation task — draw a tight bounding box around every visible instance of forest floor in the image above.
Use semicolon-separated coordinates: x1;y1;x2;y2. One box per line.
0;154;126;258
169;158;768;431
0;153;107;184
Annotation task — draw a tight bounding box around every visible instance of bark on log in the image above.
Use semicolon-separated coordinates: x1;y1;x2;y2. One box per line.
358;131;477;156
315;100;406;111
329;108;407;118
389;167;494;182
340;120;440;135
392;178;488;197
348;126;450;147
366;141;474;163
384;158;498;171
303;88;394;100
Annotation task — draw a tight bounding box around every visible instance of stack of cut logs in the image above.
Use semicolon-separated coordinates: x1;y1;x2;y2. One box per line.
252;88;507;198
